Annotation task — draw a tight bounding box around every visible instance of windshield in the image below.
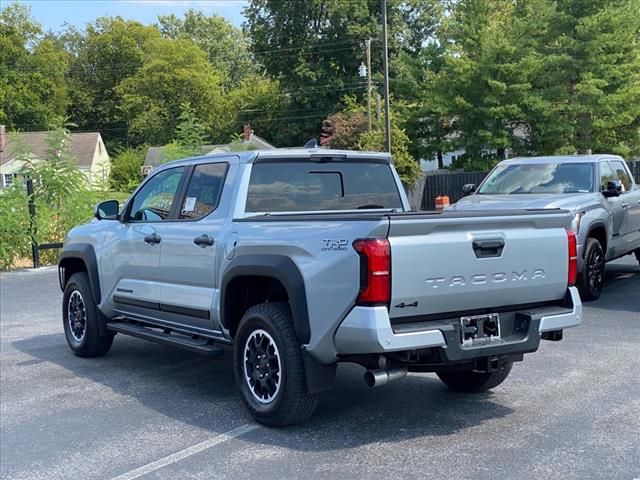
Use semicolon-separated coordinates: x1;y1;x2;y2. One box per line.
478;163;595;194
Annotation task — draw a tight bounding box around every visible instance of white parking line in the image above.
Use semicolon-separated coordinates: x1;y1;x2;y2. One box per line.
111;423;259;480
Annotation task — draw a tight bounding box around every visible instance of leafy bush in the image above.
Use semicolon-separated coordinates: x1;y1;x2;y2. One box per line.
1;127;130;269
110;146;146;192
0;186;31;269
358;126;423;186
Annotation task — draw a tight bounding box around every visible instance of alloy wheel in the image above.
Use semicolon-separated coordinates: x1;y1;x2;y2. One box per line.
588;248;604;292
243;329;282;404
67;290;87;342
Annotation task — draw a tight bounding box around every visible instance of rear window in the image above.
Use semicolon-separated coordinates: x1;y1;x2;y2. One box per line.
245;162;403;213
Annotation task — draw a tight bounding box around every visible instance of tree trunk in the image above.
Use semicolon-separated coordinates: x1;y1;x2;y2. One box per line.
437;150;444;170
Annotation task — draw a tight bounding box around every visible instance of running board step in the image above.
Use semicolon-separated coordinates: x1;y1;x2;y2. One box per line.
107;322;225;356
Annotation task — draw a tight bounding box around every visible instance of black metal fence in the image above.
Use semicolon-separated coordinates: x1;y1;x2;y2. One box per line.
421;160;640;210
421;171;488;210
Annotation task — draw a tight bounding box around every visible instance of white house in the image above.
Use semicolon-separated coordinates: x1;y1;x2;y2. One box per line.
0;131;110;189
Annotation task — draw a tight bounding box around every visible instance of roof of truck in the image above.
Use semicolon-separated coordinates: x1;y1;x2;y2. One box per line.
501;154;624;165
152;148;392;170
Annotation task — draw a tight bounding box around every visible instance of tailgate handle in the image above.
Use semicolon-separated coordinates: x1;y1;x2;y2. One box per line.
472;239;505;258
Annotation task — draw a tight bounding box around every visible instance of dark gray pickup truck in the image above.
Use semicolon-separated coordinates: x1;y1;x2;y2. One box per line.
451;155;640;299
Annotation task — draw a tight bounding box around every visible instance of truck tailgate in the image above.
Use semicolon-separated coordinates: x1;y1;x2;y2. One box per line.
387;210;572;319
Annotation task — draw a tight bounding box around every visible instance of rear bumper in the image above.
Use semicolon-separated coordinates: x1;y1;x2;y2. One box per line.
334;287;582;359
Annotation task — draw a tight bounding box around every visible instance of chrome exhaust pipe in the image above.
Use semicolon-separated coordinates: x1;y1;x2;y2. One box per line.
364;366;408;387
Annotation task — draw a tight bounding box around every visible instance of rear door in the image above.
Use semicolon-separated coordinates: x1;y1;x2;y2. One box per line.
387;211;572;319
158;160;232;331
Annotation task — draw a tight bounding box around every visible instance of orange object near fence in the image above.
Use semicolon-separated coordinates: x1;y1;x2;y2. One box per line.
434;195;450;211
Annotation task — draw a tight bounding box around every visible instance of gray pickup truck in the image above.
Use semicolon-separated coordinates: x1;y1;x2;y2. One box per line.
59;149;582;426
450;155;640;300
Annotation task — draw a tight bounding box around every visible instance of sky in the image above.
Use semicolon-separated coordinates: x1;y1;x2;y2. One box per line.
4;0;248;32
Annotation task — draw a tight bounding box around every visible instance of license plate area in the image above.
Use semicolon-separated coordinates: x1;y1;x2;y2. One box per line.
460;313;500;346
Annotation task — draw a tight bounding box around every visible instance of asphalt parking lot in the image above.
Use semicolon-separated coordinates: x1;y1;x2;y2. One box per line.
1;256;639;480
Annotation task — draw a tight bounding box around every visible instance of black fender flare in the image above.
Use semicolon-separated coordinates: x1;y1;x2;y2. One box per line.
221;254;310;344
585;221;608;252
58;244;101;305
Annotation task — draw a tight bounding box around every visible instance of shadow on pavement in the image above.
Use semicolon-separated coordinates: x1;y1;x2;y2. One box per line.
12;332;513;451
594;259;640;313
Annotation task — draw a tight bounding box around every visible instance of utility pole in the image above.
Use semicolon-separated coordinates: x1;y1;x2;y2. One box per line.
381;0;391;153
366;38;372;131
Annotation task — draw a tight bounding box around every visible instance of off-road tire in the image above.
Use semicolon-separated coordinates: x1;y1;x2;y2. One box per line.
437;361;513;393
234;302;317;427
63;272;114;357
577;237;605;301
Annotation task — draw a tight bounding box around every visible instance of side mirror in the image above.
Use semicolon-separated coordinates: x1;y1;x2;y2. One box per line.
602;180;622;198
462;184;476;196
95;200;120;220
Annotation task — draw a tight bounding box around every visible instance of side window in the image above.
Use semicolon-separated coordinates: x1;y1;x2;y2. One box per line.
127;167;185;222
609;160;633;192
179;163;228;220
600;162;615;191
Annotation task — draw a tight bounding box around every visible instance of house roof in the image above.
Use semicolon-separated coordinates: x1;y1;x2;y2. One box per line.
144;145;218;168
248;134;275;150
0;131;104;168
144;135;277;167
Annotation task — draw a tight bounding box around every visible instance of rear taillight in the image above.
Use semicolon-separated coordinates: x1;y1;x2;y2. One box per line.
353;239;391;307
566;228;578;286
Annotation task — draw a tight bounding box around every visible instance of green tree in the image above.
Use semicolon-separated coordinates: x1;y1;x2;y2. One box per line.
158;9;256;88
174;101;208;154
358;120;422;185
415;0;640;160
244;0;444;147
117;37;224;146
0;3;69;130
533;0;640;156
222;74;285;145
61;17;160;148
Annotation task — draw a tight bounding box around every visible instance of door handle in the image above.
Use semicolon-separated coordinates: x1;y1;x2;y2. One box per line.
144;233;161;244
621;202;630;209
472;239;505;258
193;234;214;247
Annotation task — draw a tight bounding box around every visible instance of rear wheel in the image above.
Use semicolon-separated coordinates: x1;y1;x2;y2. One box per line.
62;272;114;357
437;361;513;393
234;302;317;427
635;248;640;266
577;237;605;301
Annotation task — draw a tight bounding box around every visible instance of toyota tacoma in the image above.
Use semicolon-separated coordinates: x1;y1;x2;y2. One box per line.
59;149;582;426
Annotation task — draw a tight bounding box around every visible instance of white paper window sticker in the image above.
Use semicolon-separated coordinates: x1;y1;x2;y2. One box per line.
184;196;197;212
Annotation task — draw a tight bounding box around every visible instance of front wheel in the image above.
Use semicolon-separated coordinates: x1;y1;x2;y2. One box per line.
437;361;513;393
62;272;114;357
234;302;317;427
577;237;605;301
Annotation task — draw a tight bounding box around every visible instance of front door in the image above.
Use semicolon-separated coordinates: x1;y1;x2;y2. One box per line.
600;161;626;258
159;161;232;331
105;166;187;316
609;159;640;253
